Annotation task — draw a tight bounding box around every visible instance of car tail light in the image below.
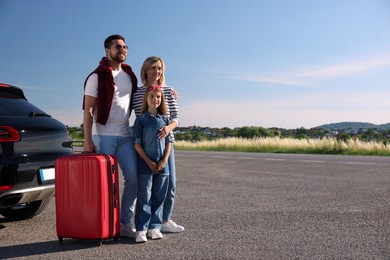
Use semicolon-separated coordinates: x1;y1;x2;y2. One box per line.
0;185;14;191
0;126;21;142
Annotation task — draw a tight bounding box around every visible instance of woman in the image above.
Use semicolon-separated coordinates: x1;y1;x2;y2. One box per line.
132;56;184;233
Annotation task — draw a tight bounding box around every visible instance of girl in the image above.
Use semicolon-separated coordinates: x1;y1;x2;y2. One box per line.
132;56;184;233
133;85;173;243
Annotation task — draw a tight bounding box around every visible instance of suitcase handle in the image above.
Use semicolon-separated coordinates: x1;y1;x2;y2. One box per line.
113;183;117;208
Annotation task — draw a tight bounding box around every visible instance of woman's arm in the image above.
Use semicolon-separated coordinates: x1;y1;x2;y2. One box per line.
132;87;146;117
159;87;180;139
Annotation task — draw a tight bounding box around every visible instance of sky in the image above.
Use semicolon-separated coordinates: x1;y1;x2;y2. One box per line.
1;0;390;129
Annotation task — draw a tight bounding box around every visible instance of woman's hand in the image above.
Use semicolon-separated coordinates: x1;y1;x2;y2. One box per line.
171;88;178;100
158;126;170;140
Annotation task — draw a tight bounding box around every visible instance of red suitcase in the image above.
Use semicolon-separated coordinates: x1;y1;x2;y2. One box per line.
55;154;120;246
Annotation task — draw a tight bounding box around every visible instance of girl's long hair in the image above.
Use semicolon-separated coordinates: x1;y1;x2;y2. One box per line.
141;85;168;115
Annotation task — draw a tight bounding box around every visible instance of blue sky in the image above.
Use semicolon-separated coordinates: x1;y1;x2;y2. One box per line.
1;0;389;129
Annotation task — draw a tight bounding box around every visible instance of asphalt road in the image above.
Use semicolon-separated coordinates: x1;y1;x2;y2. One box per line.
0;151;389;259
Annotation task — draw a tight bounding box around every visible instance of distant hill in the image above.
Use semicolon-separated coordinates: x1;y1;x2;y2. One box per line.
317;122;390;130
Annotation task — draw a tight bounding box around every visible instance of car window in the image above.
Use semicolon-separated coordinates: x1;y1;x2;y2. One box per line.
0;98;46;116
0;91;23;99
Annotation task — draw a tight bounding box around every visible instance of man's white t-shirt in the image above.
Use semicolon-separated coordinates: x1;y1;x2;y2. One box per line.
84;69;133;136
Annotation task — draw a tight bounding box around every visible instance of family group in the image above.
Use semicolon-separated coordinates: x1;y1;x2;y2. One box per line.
82;34;183;243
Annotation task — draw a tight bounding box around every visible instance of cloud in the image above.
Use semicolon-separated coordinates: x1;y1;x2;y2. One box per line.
231;73;314;87
207;53;390;87
298;54;390;79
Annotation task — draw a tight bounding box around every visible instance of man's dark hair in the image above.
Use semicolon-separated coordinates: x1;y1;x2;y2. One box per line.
104;34;125;49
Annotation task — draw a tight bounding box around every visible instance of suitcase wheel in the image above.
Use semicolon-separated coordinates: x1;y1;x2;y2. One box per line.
58;237;63;244
96;239;102;247
114;235;119;241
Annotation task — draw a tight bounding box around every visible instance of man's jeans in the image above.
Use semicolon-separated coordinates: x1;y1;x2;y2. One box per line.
93;135;138;225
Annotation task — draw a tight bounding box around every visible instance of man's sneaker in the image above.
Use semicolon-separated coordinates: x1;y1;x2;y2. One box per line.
135;231;148;243
147;228;163;240
120;223;136;238
161;220;185;233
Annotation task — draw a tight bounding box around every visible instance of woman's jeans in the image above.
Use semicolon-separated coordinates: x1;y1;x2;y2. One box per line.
163;147;176;221
93;135;138;225
135;172;169;231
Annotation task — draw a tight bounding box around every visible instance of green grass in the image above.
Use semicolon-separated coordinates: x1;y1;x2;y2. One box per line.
175;137;390;156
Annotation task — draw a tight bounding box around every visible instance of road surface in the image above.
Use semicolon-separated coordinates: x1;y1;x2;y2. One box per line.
0;151;389;259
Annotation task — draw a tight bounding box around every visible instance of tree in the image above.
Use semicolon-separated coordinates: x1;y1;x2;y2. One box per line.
221;127;238;138
238;126;255;138
338;133;351;142
258;127;274;137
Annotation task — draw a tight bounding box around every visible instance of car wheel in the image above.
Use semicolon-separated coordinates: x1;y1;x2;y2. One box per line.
0;197;52;220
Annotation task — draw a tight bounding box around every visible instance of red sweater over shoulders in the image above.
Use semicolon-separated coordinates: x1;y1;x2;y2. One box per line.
83;57;138;125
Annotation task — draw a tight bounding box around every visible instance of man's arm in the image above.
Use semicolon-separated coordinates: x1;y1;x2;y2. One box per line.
83;95;97;153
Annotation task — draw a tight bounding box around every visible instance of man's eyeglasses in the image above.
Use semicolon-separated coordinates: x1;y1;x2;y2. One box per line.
114;44;129;51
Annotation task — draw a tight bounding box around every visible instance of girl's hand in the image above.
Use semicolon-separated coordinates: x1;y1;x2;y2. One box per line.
147;161;158;173
157;159;167;172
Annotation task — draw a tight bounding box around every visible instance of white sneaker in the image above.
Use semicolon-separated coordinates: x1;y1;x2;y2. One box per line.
161;220;185;233
135;231;148;243
147;228;163;240
120;223;136;238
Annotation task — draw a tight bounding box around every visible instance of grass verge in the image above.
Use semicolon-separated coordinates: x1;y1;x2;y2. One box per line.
175;137;390;156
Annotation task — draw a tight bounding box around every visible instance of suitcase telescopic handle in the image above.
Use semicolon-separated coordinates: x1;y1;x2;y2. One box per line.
113;183;117;208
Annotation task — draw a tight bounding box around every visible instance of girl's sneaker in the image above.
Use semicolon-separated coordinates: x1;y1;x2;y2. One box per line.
147;228;163;240
135;231;147;243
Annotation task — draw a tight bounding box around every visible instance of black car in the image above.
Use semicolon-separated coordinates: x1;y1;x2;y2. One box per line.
0;83;73;220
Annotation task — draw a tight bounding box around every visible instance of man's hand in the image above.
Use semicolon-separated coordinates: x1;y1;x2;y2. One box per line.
83;139;97;153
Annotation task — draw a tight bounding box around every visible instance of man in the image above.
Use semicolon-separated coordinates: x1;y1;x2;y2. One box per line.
83;34;138;238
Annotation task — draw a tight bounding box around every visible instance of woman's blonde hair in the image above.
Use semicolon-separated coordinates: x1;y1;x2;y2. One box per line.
140;56;166;86
141;85;168;115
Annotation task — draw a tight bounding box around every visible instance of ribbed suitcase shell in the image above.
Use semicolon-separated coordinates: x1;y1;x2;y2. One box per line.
55;154;120;245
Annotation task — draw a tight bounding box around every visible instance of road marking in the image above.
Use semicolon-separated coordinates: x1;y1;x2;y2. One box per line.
212;155;231;159
236;157;255;160
264;158;286;161
300;160;326;163
181;154;255;160
346;162;377;165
